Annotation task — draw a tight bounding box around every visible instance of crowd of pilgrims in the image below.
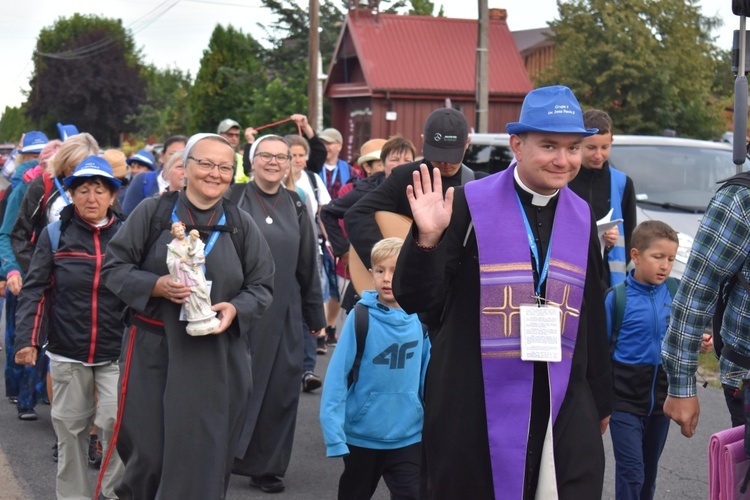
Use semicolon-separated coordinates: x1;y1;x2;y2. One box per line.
2;97;674;500
0;116;418;499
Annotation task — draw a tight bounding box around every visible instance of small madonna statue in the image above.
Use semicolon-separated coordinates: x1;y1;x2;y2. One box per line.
167;222;221;336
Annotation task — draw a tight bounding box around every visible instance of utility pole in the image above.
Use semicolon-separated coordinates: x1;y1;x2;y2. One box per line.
308;0;320;127
476;0;489;133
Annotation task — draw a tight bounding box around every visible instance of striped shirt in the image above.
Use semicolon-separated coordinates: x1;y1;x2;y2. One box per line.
661;183;750;397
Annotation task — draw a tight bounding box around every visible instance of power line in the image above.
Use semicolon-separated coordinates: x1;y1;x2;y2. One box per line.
36;0;183;60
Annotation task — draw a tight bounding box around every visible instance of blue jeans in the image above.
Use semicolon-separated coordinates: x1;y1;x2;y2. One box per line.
4;292;43;410
303;321;316;373
610;410;670;500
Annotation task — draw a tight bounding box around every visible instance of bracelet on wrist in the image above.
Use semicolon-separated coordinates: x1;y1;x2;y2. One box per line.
415;238;437;251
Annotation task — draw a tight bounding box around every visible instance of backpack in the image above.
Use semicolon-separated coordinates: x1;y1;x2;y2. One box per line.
347;303;428;388
711;172;750;367
304;169;321;204
608;277;679;355
47;220;62;253
143;190;245;266
29;172;57;244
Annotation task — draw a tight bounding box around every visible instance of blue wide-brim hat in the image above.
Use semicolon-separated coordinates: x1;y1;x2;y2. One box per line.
126;149;156;170
506;86;598;137
20;130;49;154
63;155;122;190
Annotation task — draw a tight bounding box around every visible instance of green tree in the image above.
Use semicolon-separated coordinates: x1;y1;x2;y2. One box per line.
128;65;192;139
0;106;32;143
540;0;724;138
189;25;267;133
26;14;146;146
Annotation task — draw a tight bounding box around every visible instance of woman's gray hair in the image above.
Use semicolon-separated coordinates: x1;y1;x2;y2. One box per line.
163;148;185;175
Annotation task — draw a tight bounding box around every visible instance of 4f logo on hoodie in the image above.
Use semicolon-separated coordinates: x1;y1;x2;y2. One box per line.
373;341;418;369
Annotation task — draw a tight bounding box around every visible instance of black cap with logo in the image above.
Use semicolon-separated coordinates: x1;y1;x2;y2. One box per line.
422;108;469;164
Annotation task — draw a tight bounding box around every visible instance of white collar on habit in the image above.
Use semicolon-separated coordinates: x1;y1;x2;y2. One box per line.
513;167;558;207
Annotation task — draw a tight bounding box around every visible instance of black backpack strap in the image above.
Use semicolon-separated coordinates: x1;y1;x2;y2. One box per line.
305;169;320;204
348;303;369;388
227;183;245;208
220;198;245;260
140;191;180;266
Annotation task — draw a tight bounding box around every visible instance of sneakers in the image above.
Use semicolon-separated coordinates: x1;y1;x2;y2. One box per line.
88;435;102;469
8;396;17;404
249;475;285;493
17;408;37;420
316;334;327;355
325;326;337;347
302;372;322;392
52;442;58;463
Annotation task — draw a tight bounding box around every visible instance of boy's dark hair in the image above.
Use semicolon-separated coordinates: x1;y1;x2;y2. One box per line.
380;135;416;163
631;220;678;252
583;109;613;135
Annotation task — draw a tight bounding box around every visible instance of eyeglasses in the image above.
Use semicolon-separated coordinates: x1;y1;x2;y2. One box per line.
188;156;234;176
254;152;290;164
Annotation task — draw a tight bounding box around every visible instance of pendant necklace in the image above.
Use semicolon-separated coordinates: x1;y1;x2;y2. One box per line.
253;184;281;224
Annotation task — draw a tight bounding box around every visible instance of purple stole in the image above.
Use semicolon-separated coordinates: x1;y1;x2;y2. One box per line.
465;165;590;499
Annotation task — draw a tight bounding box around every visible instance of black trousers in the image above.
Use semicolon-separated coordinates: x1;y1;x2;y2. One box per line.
723;384;745;428
339;443;421;500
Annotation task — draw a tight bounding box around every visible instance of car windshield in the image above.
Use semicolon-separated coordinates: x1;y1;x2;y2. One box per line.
463;143;514;174
609;144;748;212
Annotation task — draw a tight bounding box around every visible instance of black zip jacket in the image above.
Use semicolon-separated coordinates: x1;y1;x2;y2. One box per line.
15;204;125;363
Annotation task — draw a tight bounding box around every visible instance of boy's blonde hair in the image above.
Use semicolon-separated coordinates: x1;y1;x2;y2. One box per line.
370;237;404;267
631;220;678;252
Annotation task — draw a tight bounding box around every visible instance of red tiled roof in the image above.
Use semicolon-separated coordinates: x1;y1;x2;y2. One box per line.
336;10;532;96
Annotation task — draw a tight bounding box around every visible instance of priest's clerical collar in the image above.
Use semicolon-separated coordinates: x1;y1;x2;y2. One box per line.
513;166;559;207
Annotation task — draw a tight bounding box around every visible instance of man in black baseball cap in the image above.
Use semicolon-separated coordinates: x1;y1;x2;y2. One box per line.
345;107;479;270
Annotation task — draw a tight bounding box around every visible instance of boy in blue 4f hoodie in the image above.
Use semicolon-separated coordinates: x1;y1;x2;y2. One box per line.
320;237;430;500
605;220;698;500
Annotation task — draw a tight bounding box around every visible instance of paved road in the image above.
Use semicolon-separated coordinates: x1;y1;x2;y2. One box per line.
0;326;731;499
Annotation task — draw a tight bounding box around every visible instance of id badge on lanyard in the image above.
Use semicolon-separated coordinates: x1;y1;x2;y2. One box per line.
516;193;561;362
520;305;561;362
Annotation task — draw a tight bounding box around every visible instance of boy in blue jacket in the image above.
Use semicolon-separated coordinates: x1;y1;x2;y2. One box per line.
605;220;683;499
320;237;430;500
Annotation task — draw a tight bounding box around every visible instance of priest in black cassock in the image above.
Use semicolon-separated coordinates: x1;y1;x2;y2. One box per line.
393;86;613;500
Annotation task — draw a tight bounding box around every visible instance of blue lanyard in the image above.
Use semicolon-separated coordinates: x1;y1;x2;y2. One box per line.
516;193;550;296
171;201;226;272
53;177;71;205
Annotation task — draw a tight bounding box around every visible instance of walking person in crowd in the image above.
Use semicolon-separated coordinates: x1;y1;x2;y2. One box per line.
121;136;187;216
1;130;50;420
568;109;637;287
14;155;125;499
285;122;329;389
320;237;430;500
345;108;482;273
318;127;360;349
101;133;275;499
662;168;750;434
230;134;326;494
217;118;248;184
392;86;613;498
321;135;416;305
103;149;131;208
605;221;682;499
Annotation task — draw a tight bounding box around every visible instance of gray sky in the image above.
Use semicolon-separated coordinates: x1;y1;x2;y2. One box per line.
0;0;741;117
